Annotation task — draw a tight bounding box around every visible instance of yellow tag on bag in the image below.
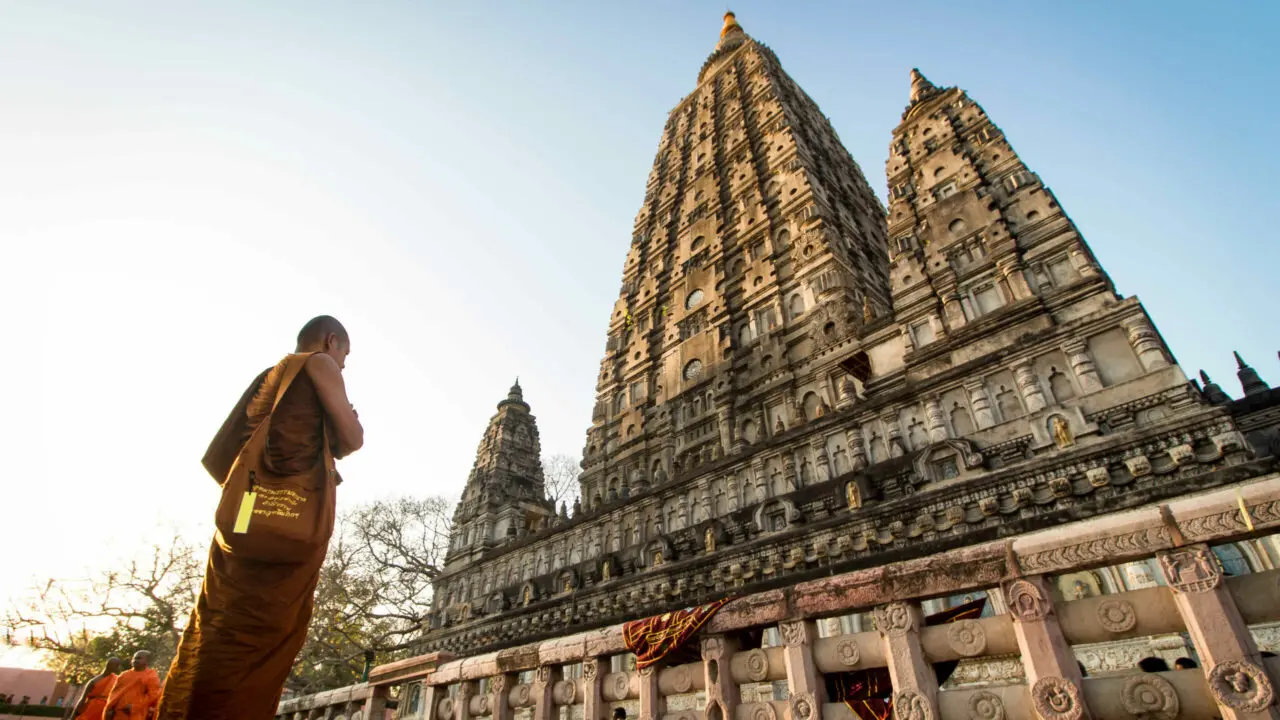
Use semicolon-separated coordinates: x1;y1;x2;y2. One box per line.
233;491;257;534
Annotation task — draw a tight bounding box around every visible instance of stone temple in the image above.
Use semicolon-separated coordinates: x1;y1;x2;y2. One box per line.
278;13;1280;720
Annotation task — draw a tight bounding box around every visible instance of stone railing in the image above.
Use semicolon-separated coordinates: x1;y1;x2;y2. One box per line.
281;474;1280;720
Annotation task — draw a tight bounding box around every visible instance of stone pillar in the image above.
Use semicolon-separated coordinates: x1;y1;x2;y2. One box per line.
997;256;1034;301
1068;243;1097;277
809;436;831;483
845;426;867;470
880;407;905;457
779;620;825;720
1013;361;1049;414
942;291;966;329
582;657;608;720
964;380;996;429
532;666;561;720
701;636;741;720
422;685;443;720
491;674;515;720
717;405;734;455
1125;318;1170;372
924;398;948;443
1157;545;1279;720
638;665;665;720
751;459;769;501
448;682;474;720
928;313;947;341
1062;339;1104;394
1002;576;1092;720
873;602;938;720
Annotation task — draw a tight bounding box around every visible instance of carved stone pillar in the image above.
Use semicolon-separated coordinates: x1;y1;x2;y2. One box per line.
1125;318;1170;372
532;666;560;720
1012;360;1049;414
809;436;831;483
779;620;825;720
1002;576;1092;720
838;377;858;410
751;459;769;500
901;325;916;353
873;602;938;720
783;455;798;491
1157;545;1278;720
942;291;967;329
924;398;948;443
964;380;996;429
997;256;1034;301
846;426;868;470
717;405;734;455
638;665;665;720
701;636;741;720
1062;339;1104;394
1068;244;1097;277
491;674;515;720
928;312;947;342
582;657;608;720
455;680;477;720
880;407;905;457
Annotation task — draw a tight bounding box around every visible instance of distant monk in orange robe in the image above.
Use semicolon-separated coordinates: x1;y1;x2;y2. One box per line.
157;316;364;720
72;657;121;720
104;652;160;720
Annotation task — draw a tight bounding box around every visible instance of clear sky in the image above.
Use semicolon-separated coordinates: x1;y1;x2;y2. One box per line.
2;1;1277;662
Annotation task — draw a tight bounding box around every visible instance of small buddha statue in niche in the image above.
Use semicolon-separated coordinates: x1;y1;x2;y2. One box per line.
522;585;533;606
653;550;664;567
704;527;716;553
601;561;611;581
846;481;861;510
1051;415;1074;449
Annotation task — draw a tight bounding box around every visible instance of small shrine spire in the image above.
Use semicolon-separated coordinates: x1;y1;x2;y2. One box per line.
909;68;939;105
1199;370;1232;405
720;10;743;38
1233;351;1269;396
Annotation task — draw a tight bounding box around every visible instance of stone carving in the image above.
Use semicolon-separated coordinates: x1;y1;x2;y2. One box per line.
555;680;577;704
744;648;770;681
512;685;531;706
752;704;778;720
892;690;933;720
582;661;598;681
874;602;915;637
1167;444;1194;465
1207;660;1275;713
847;481;862;510
1121;674;1179;720
1031;677;1083;720
947;619;987;657
1096;598;1138;633
1004;579;1050;622
491;675;509;694
1125;455;1152;478
1086;467;1110;488
1157;546;1223;593
478;696;491;714
790;692;815;720
611;674;629;701
1020;527;1169;575
671;665;694;693
705;526;716;553
440;698;454;718
535;666;552;684
701;636;723;657
780;621;806;646
638;664;655;677
836;638;861;667
967;691;1005;720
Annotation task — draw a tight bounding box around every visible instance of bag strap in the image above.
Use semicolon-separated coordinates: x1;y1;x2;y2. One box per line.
259;352;315;439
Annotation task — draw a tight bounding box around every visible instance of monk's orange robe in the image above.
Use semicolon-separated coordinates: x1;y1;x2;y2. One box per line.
158;354;335;720
103;668;160;719
73;673;117;720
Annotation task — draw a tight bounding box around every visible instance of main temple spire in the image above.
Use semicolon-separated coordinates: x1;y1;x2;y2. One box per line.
909;67;939;105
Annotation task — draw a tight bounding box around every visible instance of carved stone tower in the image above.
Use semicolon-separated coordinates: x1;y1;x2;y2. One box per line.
579;12;892;507
444;380;554;570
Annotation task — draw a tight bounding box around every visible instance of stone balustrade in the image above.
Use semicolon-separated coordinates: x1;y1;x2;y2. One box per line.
279;475;1280;720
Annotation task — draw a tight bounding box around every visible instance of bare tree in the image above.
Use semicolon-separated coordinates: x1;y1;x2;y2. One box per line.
2;534;203;683
542;454;582;511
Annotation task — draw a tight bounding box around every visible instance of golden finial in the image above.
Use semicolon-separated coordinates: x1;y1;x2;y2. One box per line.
721;11;742;38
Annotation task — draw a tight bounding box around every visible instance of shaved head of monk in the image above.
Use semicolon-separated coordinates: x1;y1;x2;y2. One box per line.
131;651;151;671
296;315;350;369
105;657;123;673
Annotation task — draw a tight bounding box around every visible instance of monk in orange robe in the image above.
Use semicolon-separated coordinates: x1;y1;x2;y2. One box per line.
157;316;363;720
104;652;160;720
72;657;121;720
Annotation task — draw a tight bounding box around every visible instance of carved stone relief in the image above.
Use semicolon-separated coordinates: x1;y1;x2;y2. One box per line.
1120;674;1179;720
1157;546;1223;593
967;691;1005;720
947;619;988;657
1096;598;1138;633
874;602;915;637
1031;677;1083;720
744;649;770;681
789;692;816;720
1207;660;1275;713
892;690;934;720
836;638;861;667
1003;579;1050;622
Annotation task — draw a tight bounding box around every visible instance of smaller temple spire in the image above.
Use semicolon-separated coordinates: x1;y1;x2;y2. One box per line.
909;68;939;105
1199;370;1232;405
499;377;529;410
1234;351;1269;396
